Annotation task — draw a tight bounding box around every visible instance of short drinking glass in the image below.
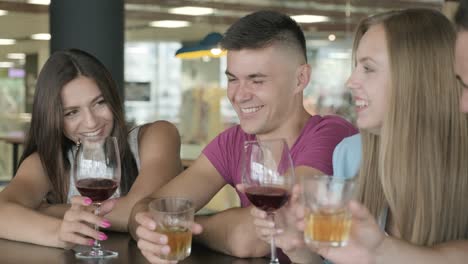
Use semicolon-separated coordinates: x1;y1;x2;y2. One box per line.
149;197;194;261
302;175;355;247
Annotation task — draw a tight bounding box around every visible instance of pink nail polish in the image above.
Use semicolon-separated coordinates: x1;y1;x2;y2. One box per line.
100;220;111;228
98;233;108;241
89;239;95;246
84;198;92;205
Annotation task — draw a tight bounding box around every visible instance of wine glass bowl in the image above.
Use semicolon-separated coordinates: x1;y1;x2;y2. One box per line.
73;136;121;258
242;138;294;264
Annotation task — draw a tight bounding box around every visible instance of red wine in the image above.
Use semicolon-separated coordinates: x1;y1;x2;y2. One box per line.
76;178;119;202
245;186;290;212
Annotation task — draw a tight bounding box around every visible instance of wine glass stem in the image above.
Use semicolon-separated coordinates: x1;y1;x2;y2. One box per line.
92;204;102;253
268;213;279;264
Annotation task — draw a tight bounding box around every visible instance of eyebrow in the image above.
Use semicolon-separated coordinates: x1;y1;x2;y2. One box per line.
224;70;267;79
63;94;104;111
358;56;378;64
225;70;235;77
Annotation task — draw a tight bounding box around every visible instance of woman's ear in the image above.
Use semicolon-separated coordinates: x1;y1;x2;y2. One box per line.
294;63;311;93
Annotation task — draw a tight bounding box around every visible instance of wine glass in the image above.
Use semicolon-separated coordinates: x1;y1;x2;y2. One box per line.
73;136;121;258
242;138;295;264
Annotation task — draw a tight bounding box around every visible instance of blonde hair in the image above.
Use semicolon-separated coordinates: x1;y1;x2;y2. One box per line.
354;9;468;245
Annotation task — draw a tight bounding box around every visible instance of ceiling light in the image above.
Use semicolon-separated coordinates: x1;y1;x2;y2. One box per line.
169;6;214;16
27;0;50;5
175;32;226;59
0;10;8;16
7;53;26;60
0;62;14;68
210;48;222;56
0;39;15;45
328;34;336;41
291;15;329;23
31;33;51;40
149;20;191;28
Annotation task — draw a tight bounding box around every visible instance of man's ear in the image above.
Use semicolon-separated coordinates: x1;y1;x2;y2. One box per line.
294;63;311;93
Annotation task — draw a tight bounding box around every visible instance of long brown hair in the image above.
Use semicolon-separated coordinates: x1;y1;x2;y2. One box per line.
20;49;138;203
355;9;468;245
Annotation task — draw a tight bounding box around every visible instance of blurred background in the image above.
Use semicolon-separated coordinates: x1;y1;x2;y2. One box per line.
0;0;459;209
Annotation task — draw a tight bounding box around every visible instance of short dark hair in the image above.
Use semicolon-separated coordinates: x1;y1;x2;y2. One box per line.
221;10;307;62
455;0;468;30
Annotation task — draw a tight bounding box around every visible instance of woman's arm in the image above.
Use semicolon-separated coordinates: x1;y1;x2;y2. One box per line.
0;153;65;247
103;121;183;232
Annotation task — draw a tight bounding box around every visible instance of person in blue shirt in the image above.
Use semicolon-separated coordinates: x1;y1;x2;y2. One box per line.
332;134;361;179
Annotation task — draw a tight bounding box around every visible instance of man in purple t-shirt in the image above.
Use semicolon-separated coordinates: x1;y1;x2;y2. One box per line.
130;10;357;264
204;115;356;208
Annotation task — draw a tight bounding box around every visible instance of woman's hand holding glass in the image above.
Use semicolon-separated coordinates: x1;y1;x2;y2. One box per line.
57;196;116;249
72;136;121;258
300;200;386;264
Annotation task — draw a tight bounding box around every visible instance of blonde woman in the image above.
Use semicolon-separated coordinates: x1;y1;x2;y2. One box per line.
250;8;468;264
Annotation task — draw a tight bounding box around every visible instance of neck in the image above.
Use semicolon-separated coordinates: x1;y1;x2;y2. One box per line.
256;107;311;148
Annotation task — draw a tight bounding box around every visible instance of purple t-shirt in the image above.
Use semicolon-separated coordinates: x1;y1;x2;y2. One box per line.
203;115;358;207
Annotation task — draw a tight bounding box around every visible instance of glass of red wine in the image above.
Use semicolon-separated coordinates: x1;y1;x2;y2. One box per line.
243;138;294;264
73;136;121;258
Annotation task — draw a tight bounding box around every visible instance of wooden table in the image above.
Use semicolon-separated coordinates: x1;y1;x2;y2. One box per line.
0;134;24;177
0;232;269;264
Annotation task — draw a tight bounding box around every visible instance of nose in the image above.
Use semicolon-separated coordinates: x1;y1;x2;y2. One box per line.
345;70;360;91
232;81;253;103
83;108;98;129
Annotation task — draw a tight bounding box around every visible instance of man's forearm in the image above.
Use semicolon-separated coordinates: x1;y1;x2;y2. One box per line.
195;207;269;258
377;236;468;263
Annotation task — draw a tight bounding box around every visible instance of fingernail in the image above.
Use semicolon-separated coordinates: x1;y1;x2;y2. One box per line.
84;198;92;205
162;246;170;255
98;233;108;241
149;222;156;230
160;235;167;244
100;220;111;228
89;239;95;246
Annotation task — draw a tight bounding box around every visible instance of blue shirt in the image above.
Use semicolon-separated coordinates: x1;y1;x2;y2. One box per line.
332;134;362;179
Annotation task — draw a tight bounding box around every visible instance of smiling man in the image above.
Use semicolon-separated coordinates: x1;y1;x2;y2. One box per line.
129;10;357;264
455;0;468;113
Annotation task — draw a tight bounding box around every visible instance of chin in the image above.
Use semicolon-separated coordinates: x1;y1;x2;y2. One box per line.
239;123;257;135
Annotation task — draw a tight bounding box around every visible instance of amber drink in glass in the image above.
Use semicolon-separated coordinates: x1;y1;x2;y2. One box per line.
149;197;194;261
302;175;355;247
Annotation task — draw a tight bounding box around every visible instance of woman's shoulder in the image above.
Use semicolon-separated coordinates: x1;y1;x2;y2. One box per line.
13;152;50;187
137;120;179;141
19;152;43;169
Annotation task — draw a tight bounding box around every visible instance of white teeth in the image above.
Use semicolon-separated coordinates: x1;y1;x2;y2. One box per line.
241;106;263;113
355;100;369;108
83;130;101;137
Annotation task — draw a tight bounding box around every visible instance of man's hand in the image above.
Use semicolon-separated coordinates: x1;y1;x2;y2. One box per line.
134;211;203;264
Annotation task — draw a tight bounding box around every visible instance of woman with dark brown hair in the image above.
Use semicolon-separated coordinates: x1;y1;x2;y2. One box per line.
0;49;182;249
